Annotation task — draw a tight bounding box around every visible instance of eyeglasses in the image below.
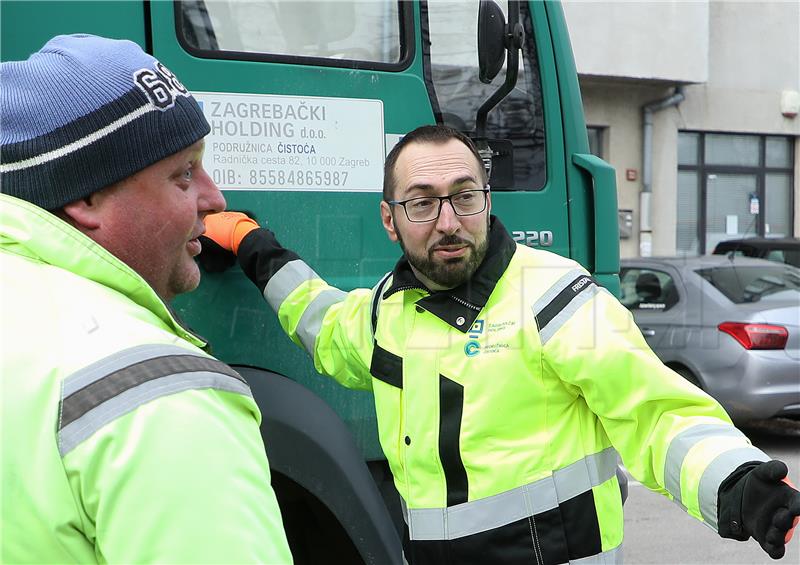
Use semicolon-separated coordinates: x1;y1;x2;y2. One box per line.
388;189;489;223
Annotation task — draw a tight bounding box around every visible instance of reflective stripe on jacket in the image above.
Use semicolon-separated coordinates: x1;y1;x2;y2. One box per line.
238;217;767;564
0;194;292;564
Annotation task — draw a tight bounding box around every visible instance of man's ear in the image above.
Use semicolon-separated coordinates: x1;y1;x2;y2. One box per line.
62;194;103;231
380;200;399;242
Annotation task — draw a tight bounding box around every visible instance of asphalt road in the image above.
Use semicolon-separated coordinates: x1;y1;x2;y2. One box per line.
623;418;800;565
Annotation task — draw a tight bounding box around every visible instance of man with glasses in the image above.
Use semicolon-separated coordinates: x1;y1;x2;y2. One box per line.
380;134;491;291
204;125;799;564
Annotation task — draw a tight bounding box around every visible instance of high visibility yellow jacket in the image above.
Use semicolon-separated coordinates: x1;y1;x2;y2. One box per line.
0;194;292;564
238;217;767;564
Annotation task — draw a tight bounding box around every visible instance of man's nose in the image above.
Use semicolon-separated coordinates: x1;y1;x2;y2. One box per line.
198;170;226;214
435;199;460;234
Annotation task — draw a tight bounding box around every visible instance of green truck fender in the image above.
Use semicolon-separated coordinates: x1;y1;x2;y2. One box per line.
237;367;403;565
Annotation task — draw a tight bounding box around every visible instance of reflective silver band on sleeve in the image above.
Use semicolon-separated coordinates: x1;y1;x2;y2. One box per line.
58;344;250;456
663;424;748;505
533;268;604;346
532;268;587;319
698;447;769;530
539;286;600;346
402;447;618;541
296;288;348;355
61;343;198;397
263;259;320;313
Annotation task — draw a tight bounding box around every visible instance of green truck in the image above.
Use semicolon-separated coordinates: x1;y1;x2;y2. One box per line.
1;1;620;562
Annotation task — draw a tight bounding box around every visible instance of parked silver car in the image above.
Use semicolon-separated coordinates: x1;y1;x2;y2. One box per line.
619;255;800;423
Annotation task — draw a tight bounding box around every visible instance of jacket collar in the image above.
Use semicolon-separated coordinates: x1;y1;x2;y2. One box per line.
0;194;208;349
384;216;516;332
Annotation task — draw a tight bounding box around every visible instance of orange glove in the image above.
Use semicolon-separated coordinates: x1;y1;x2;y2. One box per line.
783;477;799;544
203;212;259;254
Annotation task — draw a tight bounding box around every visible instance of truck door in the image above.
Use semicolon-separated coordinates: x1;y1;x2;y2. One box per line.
152;0;616;455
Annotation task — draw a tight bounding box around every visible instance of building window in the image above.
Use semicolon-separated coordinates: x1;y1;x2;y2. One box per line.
587;126;604;158
677;132;794;255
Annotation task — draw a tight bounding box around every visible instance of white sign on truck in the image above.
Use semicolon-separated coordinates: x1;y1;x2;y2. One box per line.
195;92;385;192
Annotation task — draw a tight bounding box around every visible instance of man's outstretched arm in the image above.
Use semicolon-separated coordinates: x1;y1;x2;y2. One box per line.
202;212;375;390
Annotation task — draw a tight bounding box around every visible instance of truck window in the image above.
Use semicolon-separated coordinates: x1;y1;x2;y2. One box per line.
179;0;408;67
425;0;546;190
180;0;545;191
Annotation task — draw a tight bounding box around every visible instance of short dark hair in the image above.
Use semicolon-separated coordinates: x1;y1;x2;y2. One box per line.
382;125;487;200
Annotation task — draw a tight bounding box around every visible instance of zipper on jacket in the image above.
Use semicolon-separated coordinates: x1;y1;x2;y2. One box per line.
448;294;482;311
389;284;482;313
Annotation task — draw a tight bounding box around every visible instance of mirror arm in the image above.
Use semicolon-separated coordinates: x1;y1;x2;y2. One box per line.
475;34;521;138
475;0;524;177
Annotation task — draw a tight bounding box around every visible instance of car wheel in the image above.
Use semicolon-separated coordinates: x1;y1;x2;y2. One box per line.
675;367;703;390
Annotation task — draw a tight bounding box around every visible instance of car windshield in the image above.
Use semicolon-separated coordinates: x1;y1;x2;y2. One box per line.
695;264;800;304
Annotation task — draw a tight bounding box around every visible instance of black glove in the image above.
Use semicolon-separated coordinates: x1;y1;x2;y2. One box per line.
719;459;800;559
197;235;237;273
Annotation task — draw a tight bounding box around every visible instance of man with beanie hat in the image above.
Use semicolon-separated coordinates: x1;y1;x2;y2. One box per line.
0;34;292;563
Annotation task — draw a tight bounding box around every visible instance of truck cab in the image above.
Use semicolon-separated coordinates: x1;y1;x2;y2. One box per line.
2;1;619;562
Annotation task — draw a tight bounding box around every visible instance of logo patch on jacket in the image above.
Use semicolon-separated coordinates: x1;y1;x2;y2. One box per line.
464;319;485;356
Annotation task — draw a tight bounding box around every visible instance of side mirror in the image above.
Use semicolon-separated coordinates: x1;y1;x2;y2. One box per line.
477;0;506;84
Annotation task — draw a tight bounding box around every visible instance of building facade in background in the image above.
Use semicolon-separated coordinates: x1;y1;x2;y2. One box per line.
564;0;799;258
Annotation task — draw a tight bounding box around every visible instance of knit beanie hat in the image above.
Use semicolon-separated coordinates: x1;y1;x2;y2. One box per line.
0;34;210;210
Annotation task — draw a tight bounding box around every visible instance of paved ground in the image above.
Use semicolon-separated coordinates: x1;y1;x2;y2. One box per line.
623;418;800;565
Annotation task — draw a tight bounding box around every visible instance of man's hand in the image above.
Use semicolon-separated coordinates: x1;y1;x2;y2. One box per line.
204;212;260;254
741;460;800;559
197;236;237;273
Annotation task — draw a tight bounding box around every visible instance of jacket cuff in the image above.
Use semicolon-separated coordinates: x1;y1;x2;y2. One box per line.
237;228;300;294
717;460;763;541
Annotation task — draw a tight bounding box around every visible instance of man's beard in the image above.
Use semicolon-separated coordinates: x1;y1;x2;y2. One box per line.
399;231;490;289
